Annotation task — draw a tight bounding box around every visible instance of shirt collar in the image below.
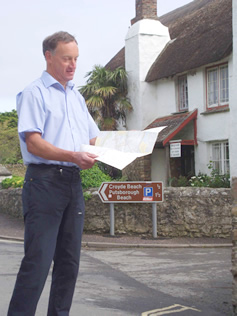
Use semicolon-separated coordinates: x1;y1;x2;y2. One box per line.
41;71;75;90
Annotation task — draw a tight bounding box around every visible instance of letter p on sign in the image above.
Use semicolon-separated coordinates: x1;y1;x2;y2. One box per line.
144;187;153;197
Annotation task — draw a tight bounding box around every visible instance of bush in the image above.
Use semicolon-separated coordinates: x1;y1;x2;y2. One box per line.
170;162;230;188
83;191;92;201
169;176;189;187
188;173;209;187
189;162;230;188
189;172;230;188
80;163;112;189
1;176;24;189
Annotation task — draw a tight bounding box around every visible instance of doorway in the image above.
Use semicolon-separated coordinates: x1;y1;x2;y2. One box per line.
170;145;195;179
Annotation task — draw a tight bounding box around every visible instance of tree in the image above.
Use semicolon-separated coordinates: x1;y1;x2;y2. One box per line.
79;65;132;131
0;110;22;164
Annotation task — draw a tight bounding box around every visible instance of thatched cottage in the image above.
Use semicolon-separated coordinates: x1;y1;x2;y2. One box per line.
106;0;235;185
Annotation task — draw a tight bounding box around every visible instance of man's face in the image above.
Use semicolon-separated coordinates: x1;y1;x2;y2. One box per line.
46;41;79;87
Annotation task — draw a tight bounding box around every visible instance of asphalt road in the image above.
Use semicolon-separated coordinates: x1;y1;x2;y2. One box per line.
0;240;232;315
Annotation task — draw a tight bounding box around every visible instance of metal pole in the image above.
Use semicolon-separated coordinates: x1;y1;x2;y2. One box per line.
152;203;157;238
110;203;115;236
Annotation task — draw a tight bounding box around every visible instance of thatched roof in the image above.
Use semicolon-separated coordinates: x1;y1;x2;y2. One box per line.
145;109;198;146
105;0;232;82
146;0;232;81
106;47;125;70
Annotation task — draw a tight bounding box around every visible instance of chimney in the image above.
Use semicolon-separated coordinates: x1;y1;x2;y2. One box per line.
131;0;158;25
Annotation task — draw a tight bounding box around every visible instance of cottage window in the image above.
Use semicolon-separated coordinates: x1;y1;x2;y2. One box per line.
211;141;229;174
178;75;188;111
207;64;229;108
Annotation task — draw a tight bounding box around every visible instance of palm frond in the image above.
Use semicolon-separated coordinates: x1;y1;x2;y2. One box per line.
117;98;133;112
86;95;105;108
80;65;131;130
95;86;117;97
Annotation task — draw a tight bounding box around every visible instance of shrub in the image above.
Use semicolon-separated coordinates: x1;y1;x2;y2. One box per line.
189;172;230;188
170;161;230;188
170;162;230;188
169;176;189;187
1;176;24;189
189;173;210;187
83;191;92;201
189;162;230;188
80;163;112;189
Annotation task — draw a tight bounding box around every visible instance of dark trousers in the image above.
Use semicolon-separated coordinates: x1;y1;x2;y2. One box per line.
8;164;85;316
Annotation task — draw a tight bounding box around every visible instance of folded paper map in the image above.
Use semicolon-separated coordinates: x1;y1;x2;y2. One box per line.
81;127;165;170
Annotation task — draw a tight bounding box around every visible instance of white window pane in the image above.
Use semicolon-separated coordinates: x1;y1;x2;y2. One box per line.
220;66;229;103
178;76;188;110
223;142;230;174
211;141;229;174
212;143;221;160
208;69;218;106
207;64;229;107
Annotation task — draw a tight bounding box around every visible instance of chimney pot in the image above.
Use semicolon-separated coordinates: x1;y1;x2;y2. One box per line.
131;0;158;25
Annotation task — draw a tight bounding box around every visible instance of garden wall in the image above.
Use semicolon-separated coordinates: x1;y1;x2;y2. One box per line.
0;187;232;238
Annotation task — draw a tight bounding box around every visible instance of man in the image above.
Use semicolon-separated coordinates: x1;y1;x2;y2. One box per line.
8;31;99;316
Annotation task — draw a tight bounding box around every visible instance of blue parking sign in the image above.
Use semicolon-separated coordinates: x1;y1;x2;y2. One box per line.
144;187;153;197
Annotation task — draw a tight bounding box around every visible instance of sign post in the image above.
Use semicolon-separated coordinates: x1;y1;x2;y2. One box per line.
152;203;157;238
98;182;163;237
110;203;115;236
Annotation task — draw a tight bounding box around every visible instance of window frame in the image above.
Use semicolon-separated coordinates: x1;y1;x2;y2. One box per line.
177;75;189;112
206;63;229;109
211;140;229;175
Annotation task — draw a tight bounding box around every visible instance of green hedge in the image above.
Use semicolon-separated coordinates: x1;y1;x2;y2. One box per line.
1;176;24;189
81;164;111;188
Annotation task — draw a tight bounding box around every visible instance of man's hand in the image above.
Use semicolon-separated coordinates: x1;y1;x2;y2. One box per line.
72;152;98;170
25;132;98;169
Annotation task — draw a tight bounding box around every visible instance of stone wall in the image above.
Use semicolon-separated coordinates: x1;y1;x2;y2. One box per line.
0;186;232;238
123;155;151;181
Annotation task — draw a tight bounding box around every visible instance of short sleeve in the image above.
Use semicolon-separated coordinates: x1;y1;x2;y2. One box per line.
17;87;46;142
88;111;100;140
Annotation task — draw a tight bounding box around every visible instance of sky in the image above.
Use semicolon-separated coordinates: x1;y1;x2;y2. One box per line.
0;0;192;113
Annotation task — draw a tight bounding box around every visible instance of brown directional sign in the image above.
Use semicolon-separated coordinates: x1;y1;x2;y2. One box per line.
98;181;163;203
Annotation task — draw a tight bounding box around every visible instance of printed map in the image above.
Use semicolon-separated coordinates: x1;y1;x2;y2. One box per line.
81;127;165;170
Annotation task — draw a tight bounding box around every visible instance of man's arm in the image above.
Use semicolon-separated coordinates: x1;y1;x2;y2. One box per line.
25;132;97;170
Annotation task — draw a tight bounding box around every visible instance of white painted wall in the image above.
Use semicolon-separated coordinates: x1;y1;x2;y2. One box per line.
154;80;176;117
139;79;176;129
125;19;170;130
192;60;231;174
187;71;205;112
151;148;166;183
197;112;230;142
194;141;208;174
229;0;237;178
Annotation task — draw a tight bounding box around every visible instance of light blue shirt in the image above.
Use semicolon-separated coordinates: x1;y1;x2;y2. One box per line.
17;71;99;166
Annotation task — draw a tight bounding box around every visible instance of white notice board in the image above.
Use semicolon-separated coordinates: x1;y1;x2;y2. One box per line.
170;142;181;158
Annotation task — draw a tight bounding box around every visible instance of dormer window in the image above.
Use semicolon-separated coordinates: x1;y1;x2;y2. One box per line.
206;63;229;108
178;75;188;111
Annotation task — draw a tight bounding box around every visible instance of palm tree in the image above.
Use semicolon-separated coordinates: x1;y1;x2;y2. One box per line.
79;65;132;131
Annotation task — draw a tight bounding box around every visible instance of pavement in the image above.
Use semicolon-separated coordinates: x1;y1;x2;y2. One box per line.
0;212;233;315
0;211;232;248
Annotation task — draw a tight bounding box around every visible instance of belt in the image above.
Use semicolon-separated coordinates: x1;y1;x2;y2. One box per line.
28;164;80;172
